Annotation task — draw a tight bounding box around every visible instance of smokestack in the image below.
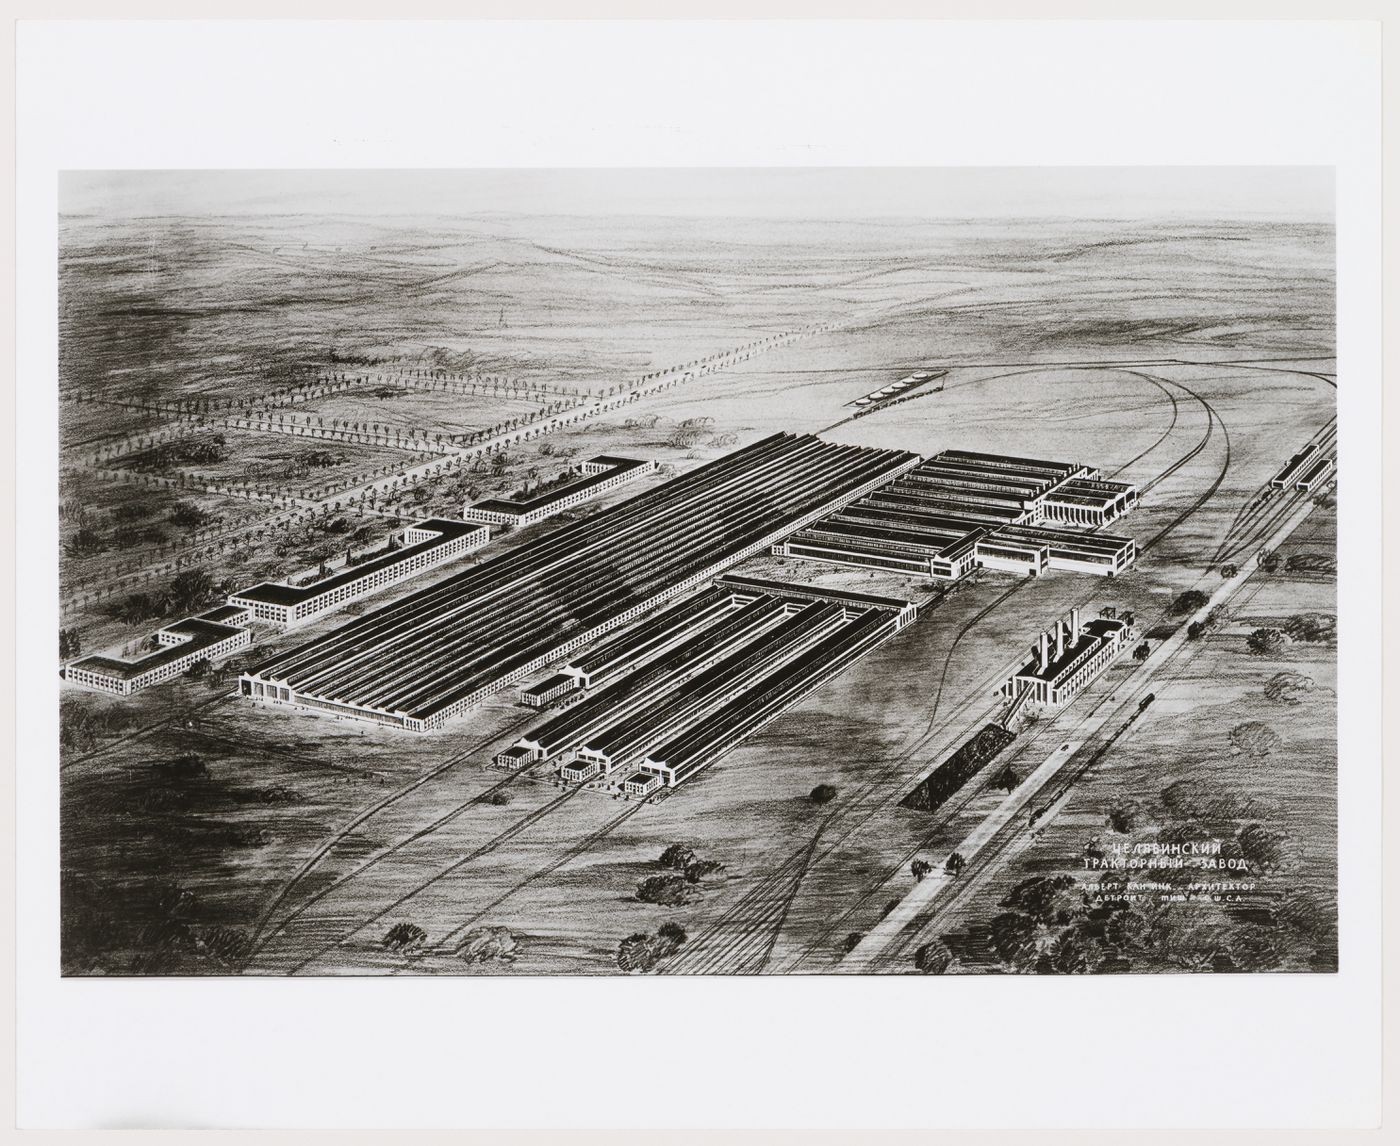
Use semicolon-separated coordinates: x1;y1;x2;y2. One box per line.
1071;607;1081;637
1039;631;1049;672
1056;618;1065;661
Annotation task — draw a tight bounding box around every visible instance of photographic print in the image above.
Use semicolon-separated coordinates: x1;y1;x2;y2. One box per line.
56;167;1338;978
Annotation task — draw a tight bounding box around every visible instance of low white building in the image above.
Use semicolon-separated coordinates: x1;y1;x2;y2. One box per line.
64;605;252;697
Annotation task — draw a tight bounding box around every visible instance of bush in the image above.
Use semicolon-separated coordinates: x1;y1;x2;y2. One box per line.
617;934;658;973
654;921;688;958
1001;875;1080;925
1107;802;1141;834
911;858;933;881
659;843;697;871
636;874;693;906
1284;552;1336;575
382;922;427;952
945;852;967;878
1237;824;1286;873
1283;613;1336;643
913;938;954;974
1246;628;1287;656
1230;721;1281;759
67;527;107;557
1169;589;1209;617
456;925;518;963
809;784;839;805
683;859;724;885
1187;621;1206;641
1220;563;1239;578
485;789;513;806
1263;671;1316;706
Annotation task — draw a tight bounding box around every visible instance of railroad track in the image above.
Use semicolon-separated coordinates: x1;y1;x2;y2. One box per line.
279;783;590;975
244;712;540;956
670;370;1230;974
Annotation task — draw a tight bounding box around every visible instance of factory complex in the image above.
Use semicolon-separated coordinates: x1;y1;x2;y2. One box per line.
240;433;921;730
500;575;914;791
774;449;1138;581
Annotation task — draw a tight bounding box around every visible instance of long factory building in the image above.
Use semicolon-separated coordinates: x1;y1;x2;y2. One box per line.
240;433;920;731
499;577;912;790
774;449;1138;581
230;518;490;627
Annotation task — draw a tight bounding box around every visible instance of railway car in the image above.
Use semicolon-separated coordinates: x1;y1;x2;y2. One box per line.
1296;457;1334;492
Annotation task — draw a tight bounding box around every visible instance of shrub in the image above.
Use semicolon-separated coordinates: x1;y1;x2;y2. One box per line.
1263;671;1316;706
683;859;724;885
913;938;954;974
617;933;658;973
1230;721;1281;759
636;874;693;906
1284;552;1336;575
659;843;696;871
945;852;967;877
911;858;933;881
485;789;513;806
382;922;427;952
456;925;519;963
1169;589;1209;617
1107;802;1141;834
1246;628;1287;656
1283;613;1336;643
654;921;688;958
1237;824;1286;873
809;784;839;805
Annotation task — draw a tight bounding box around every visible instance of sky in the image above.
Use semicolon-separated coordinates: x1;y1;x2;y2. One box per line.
60;167;1334;223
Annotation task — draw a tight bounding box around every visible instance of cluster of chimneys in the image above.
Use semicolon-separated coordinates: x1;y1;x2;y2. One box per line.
1037;607;1082;672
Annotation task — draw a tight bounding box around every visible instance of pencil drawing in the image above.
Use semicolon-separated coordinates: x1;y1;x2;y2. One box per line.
58;169;1337;975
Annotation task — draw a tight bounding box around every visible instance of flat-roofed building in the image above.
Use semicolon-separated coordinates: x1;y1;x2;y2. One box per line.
1041;478;1138;526
519;672;578;708
462;456;656;527
229;518;489;627
991;525;1136;576
65;607;252;697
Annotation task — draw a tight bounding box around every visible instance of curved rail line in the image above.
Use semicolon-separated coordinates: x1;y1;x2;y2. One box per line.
671;370;1231;975
250;362;1236;976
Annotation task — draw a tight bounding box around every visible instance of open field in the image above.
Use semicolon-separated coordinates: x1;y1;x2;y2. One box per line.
59;206;1335;975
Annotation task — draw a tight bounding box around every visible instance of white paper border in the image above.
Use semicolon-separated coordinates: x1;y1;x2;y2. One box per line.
14;18;1383;1130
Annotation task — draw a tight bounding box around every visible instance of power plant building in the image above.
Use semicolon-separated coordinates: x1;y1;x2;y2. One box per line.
998;608;1131;712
